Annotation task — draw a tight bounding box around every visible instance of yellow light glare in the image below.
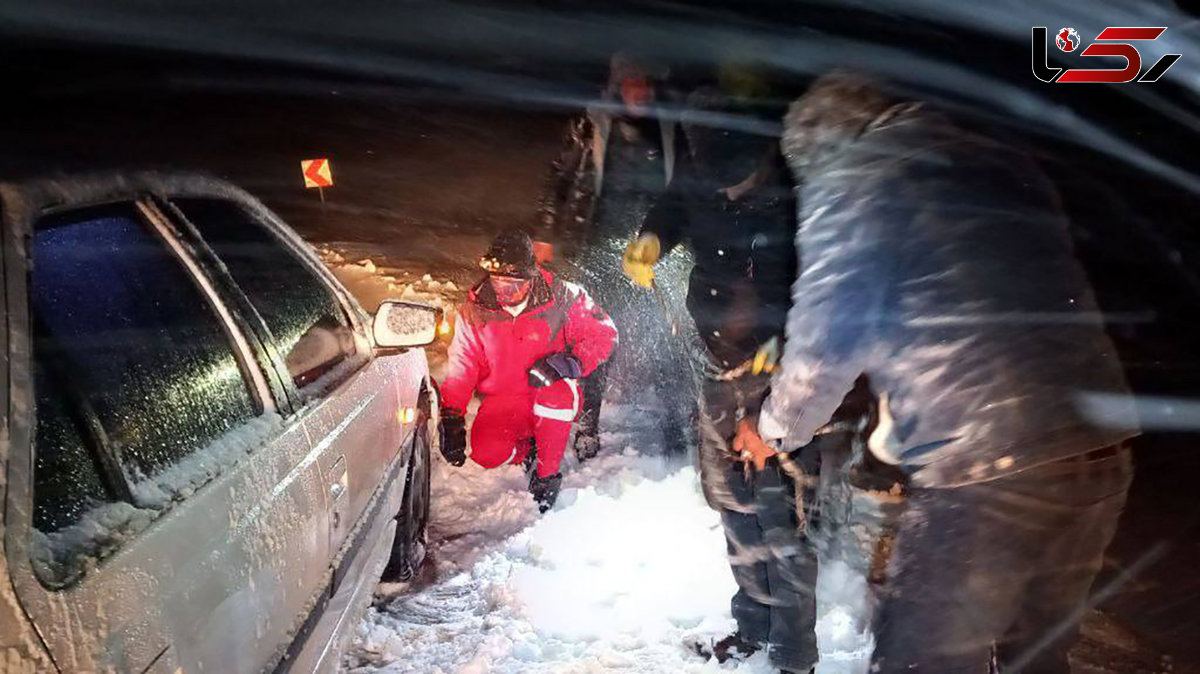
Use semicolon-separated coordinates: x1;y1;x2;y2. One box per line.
398;407;416;424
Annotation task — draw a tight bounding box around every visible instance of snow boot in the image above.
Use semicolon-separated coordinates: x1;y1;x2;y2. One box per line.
528;472;562;513
573;408;600;461
690;632;762;664
573;427;600;462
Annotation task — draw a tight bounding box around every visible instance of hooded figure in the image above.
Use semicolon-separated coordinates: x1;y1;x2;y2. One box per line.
761;73;1139;673
439;229;618;512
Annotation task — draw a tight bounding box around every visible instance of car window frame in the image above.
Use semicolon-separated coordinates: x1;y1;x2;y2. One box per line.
152;196;298;415
158;194;372;412
7;193;282;589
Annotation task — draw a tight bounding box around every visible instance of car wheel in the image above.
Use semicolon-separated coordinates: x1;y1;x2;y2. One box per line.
381;411;432;582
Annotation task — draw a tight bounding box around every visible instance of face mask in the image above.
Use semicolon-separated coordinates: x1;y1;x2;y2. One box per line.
490;275;531;306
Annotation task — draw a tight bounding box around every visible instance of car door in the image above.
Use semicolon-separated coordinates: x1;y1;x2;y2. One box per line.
3;186;336;673
164;196;411;579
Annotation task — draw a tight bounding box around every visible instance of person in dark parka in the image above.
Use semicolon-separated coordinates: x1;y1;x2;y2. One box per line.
623;84;834;673
760;73;1140;673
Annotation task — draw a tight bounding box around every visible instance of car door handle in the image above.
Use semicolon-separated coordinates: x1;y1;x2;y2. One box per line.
328;456;348;503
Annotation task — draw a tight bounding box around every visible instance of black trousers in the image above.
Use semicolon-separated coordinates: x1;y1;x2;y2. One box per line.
870;446;1133;674
697;376;847;672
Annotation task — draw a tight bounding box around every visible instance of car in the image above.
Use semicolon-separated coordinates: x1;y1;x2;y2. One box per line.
0;173;437;673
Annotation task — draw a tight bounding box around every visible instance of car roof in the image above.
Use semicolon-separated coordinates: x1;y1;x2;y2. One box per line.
0;172;264;236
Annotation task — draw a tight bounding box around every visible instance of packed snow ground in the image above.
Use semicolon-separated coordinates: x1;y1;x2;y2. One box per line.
350;453;755;673
343;407;875;673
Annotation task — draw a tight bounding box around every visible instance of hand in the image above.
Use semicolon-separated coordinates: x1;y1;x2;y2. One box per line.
751;336;780;375
438;408;467;467
733;418;778;472
721;179;753;202
621;233;661;288
529;472;563;513
528;352;583;388
721;151;773;202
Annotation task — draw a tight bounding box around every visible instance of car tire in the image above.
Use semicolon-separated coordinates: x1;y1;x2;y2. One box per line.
381;410;432;583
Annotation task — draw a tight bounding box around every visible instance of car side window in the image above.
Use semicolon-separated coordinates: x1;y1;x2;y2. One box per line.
172;198;358;391
30;203;258;536
30;360;113;534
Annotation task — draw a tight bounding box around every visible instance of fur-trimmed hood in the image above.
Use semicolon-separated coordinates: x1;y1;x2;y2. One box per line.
782;72;918;183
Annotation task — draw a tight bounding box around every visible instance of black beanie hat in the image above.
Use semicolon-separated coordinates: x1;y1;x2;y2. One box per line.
480;228;537;279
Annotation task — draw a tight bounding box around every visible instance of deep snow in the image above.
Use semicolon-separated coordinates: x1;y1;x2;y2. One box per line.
348;455;756;673
343;404;874;674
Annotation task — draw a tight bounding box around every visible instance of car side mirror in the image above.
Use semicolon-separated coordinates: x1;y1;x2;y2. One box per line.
373;300;438;350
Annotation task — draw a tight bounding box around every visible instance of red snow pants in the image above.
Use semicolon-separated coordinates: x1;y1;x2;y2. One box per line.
469;378;580;478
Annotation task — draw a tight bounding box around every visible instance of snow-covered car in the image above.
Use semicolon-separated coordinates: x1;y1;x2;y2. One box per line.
0;174;436;673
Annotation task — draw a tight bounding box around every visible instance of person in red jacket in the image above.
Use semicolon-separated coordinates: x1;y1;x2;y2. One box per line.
439;229;618;511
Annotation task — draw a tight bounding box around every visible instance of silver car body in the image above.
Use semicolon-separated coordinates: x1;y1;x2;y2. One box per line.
0;174;430;673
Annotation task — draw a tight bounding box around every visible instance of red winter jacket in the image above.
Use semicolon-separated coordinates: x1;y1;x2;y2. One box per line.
441;268;618;414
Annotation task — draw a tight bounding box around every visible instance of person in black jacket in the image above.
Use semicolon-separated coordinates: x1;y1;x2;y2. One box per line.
622;84;834;673
535;52;689;462
761;73;1140;673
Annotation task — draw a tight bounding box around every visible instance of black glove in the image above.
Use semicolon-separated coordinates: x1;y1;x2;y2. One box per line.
528;472;563;513
439;408;467;467
527;352;583;388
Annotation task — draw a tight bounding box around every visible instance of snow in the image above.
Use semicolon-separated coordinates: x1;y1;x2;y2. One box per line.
344;401;878;674
315;245;464;382
318;247;457;317
130;414;283;508
32;413;283;586
347;453;770;674
814;561;874;673
510;467;738;643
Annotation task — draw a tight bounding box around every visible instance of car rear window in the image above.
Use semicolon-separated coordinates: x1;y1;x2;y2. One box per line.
172;198;357;390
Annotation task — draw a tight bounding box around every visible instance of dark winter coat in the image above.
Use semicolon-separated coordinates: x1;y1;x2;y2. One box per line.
760;99;1139;488
640;144;796;371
